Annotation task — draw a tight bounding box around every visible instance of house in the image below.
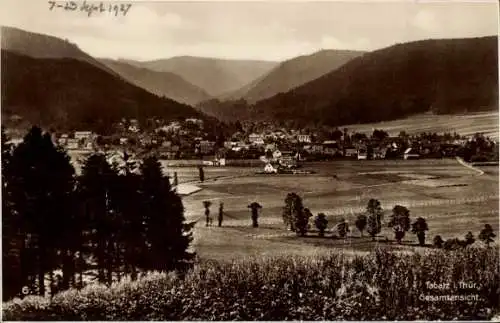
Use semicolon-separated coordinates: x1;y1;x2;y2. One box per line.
157;122;181;133
248;133;264;144
279;152;297;168
74;131;95;147
224;141;234;149
404;148;420;160
84;142;94;150
264;163;279;174
74;131;93;140
357;147;368;160
185;118;203;126
323;140;340;156
344;147;357;158
373;147;387;159
75;131;93;140
297;134;312;143
310;144;324;154
57;137;68;146
6;138;23;147
200;140;216;154
253;138;265;146
128;125;140;133
66;138;80;150
265;143;277;152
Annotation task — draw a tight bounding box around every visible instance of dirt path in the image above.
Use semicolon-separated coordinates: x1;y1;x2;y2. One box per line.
455;157;485;176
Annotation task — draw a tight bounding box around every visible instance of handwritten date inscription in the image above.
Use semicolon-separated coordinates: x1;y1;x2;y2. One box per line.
48;1;132;17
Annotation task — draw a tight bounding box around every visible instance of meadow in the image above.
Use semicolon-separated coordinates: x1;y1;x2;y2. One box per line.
175;159;499;261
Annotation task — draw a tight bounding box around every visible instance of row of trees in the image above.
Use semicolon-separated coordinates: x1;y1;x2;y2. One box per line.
282;195;386;240
434;224;496;250
282;195;496;248
2;126;194;301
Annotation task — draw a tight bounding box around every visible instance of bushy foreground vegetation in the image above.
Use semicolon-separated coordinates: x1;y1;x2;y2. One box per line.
3;247;499;321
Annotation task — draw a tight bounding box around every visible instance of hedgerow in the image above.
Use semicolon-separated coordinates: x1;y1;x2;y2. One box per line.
3;247;499;321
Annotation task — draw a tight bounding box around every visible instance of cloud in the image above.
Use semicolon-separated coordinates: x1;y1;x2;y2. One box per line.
1;0;497;61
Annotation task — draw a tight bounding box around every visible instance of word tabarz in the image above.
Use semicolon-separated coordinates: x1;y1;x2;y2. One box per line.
48;1;132;17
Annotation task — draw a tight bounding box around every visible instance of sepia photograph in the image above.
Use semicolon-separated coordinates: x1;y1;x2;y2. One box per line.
1;0;499;320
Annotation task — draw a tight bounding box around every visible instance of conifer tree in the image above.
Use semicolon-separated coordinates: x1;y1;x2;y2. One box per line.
140;155;194;272
78;153;118;284
8;126;75;296
1;127;23;299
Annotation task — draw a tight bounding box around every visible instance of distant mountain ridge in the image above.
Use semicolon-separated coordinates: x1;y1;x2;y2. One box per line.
128;56;279;97
230;49;364;103
246;36;499;127
99;58;212;106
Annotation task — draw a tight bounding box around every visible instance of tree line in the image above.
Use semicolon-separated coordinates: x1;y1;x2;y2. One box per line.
282;193;496;248
2;126;194;301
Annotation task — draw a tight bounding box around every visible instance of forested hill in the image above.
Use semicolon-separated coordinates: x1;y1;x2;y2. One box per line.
1;26;119;78
100;58;212;106
237;49;364;103
1;50;211;134
248;36;498;127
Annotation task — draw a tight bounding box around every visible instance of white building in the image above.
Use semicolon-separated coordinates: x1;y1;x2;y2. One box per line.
404;148;420;160
74;131;93;140
264;163;278;173
272;150;282;159
249;133;264;144
66;139;80;150
297;134;312;143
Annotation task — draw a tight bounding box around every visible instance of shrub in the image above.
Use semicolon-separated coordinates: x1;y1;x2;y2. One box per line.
314;213;328;237
3;248;499;321
479;224;496;247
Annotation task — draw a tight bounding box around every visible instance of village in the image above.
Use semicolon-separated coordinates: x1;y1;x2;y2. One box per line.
7;117;498;171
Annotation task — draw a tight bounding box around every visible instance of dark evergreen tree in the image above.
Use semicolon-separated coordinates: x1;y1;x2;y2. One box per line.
112;155;144;281
8;126;75;296
2;127;24;299
198;166;205;182
78;153;118;285
140;155;194;272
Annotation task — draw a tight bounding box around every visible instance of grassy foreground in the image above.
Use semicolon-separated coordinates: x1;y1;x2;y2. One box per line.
3;247;499;321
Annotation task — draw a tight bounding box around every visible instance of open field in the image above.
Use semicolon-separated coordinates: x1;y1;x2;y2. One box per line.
175;159;499;261
340;112;499;139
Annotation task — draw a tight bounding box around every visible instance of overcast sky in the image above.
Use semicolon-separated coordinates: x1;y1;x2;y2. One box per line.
1;0;498;61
